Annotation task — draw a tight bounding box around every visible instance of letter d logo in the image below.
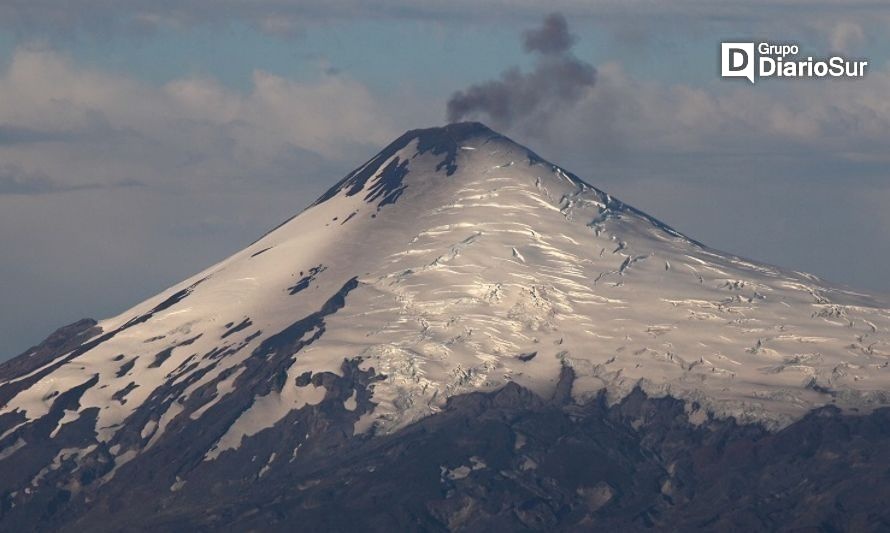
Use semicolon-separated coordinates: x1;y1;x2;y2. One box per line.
721;42;755;83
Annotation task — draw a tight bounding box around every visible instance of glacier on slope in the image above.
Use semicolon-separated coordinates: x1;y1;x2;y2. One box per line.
2;122;890;470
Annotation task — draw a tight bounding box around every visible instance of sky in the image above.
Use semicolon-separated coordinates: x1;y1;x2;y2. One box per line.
2;1;890;360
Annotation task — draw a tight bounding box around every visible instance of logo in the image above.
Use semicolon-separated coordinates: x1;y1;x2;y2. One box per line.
721;42;755;83
721;42;867;83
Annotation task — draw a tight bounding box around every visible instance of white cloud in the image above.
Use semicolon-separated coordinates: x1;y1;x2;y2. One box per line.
0;47;400;193
827;20;866;52
519;61;890;166
161;71;393;159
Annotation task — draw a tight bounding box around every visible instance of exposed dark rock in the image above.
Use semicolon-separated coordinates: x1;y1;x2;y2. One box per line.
148;335;202;369
2;366;890;531
309;123;498;212
221;318;252;340
0;280;205;409
286;265;327;296
250;247;272;258
0;319;100;406
0;319;99;383
362;157;409;208
517;351;537;362
111;382;138;404
114;357;136;378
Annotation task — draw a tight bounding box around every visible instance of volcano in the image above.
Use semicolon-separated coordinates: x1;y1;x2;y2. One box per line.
3;123;890;531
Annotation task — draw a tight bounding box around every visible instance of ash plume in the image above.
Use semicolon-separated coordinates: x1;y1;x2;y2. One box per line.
522;12;576;55
446;13;596;130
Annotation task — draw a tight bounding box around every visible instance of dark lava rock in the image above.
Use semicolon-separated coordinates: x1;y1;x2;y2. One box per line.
4;323;890;531
0;369;888;531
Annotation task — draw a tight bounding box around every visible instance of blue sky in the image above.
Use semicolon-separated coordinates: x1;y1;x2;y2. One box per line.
2;1;890;359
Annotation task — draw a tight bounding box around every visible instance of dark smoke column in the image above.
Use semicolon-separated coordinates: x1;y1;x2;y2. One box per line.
446;13;596;131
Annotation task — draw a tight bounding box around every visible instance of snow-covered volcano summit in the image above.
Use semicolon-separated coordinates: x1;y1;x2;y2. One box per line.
3;122;890;473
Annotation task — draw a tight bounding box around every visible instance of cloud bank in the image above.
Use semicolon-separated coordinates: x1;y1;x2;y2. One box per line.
0;47;402;196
